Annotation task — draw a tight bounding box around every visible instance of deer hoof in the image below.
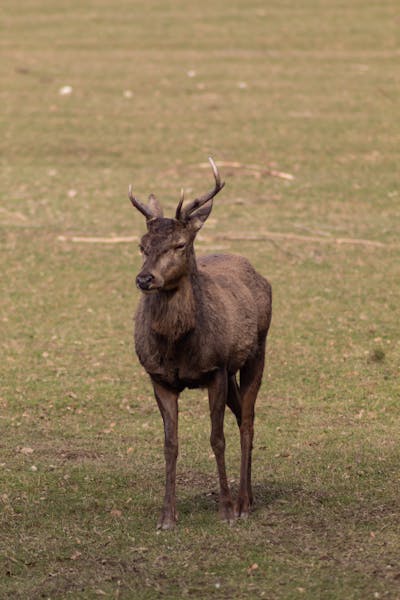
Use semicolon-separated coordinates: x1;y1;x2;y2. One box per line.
237;510;249;520
235;498;251;519
157;511;177;531
157;518;176;530
219;500;235;524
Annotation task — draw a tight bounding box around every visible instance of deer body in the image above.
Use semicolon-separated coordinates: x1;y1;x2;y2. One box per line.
135;253;270;391
130;159;272;529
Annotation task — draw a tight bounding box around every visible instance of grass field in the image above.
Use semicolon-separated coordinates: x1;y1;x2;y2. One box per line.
1;1;400;598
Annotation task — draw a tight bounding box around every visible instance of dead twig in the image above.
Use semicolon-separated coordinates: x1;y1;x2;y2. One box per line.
293;223;332;237
0;207;28;221
57;235;138;244
198;161;294;181
56;232;390;249
220;232;388;248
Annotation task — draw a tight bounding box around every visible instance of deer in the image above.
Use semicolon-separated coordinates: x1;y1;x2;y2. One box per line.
129;158;272;529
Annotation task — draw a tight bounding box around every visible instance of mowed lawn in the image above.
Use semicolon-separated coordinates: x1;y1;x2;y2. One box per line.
1;1;399;598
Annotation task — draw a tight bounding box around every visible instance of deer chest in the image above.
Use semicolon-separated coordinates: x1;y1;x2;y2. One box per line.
136;332;219;391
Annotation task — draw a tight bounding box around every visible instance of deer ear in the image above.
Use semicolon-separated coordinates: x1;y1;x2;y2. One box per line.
187;199;213;232
148;194;163;218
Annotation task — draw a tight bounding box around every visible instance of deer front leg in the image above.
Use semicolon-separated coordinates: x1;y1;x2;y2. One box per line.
152;381;179;530
208;369;235;523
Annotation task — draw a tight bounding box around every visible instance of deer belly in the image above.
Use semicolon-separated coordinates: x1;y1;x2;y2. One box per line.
149;366;218;391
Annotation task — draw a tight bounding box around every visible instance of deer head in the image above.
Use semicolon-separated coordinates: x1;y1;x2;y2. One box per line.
129;158;225;293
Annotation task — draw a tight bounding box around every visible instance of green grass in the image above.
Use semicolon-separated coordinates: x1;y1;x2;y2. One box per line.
1;0;400;598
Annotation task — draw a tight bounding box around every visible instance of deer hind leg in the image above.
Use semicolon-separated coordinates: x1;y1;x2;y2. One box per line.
236;338;266;518
152;381;179;530
208;368;235;523
227;374;242;426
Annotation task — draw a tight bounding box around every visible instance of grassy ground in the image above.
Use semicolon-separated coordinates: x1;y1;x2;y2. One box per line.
1;0;400;598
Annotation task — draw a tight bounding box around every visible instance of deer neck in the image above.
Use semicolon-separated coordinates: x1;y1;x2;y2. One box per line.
147;271;199;342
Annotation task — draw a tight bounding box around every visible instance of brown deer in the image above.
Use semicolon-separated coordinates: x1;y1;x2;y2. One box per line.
129;158;272;529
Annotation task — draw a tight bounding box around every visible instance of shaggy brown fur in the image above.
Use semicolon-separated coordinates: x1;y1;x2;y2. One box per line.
130;160;272;529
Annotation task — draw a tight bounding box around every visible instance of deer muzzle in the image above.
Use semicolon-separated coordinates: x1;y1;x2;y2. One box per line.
136;272;155;291
136;270;165;293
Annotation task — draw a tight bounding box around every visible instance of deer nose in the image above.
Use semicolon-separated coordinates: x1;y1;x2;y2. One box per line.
136;273;154;290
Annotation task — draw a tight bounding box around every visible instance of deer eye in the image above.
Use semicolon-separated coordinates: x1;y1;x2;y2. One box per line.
139;245;148;256
174;243;186;251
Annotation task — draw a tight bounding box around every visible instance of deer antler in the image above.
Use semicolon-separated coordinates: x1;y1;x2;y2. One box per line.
128;185;154;220
175;188;185;221
176;157;225;221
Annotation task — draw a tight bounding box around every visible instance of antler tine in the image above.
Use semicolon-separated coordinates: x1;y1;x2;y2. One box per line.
128;184;154;220
178;157;225;221
175;188;185;220
192;156;225;210
208;156;221;188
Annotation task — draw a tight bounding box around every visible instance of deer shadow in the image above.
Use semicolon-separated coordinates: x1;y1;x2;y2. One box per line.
176;476;308;520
